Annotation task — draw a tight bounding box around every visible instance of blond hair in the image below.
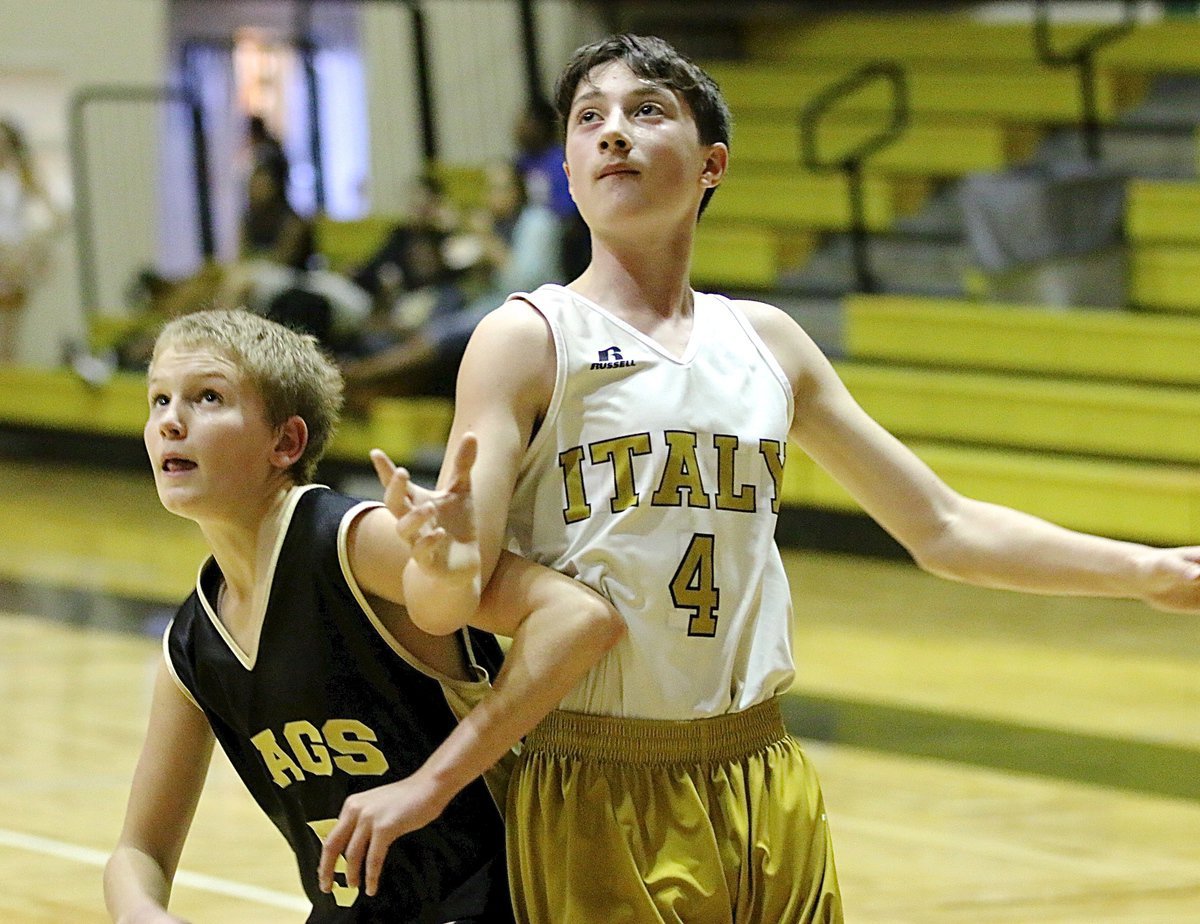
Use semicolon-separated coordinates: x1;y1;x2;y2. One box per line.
151;309;343;483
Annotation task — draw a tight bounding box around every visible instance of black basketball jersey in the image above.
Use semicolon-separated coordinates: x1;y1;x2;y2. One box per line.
164;485;512;923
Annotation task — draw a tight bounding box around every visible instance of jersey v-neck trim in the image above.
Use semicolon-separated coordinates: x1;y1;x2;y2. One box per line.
545;283;703;366
196;483;324;670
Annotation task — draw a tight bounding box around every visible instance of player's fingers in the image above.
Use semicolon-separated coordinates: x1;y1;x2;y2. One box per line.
411;528;448;567
395;502;437;545
386;467;413;512
381;475;419;528
341;820;374;893
446;433;478;493
369;449;396;489
317;815;354;893
363;831;396;897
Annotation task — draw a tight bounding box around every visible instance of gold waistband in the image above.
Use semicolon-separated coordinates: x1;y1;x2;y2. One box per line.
523;698;789;766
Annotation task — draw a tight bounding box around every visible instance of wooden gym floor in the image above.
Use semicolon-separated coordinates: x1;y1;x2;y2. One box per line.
1;452;1198;923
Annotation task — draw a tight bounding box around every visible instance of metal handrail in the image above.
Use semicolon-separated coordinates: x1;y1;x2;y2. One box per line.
798;61;909;293
69;85;213;316
400;0;439;162
1032;0;1137;162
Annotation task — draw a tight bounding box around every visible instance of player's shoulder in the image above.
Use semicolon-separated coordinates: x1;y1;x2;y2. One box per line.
710;293;826;380
459;290;557;405
466;289;558;370
716;294;792;328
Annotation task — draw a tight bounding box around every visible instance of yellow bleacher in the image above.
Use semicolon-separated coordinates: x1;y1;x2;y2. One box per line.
834;362;1200;464
1124;179;1200;313
732;116;1038;177
1129;246;1200;314
0;366;453;471
784;293;1200;545
706;167;905;232
745;14;1200;75
705;60;1121;124
843;293;1200;383
1125;179;1200;246
690;223;811;291
783;440;1200;546
692;13;1152;291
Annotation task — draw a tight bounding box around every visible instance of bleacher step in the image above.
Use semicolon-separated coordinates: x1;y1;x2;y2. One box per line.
779;234;970;300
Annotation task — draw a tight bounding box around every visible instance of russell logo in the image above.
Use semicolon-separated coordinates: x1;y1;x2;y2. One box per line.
591;345;636;370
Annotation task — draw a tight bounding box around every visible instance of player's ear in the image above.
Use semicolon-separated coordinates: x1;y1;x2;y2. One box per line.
272;415;308;470
700;142;728;190
563;158;574;200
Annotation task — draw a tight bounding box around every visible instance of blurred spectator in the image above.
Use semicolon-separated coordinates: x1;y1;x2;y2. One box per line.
109;163;364;366
469;160;562;299
229;162;373;346
0;118;60;364
351;173;459;310
241;162;313;270
514;96;590;280
342;160;560;403
246;114;289;191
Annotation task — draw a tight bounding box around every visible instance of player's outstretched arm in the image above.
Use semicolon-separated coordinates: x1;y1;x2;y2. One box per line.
317;554;624;899
743;298;1200;612
104;662;214;924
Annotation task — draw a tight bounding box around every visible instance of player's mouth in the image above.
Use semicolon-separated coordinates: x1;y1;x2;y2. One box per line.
161;455;197;473
597;164;639;179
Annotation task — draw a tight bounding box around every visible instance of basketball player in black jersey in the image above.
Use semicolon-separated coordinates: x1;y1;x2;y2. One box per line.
104;310;623;923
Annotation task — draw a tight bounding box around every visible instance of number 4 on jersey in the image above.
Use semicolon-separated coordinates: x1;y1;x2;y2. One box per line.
671;533;720;637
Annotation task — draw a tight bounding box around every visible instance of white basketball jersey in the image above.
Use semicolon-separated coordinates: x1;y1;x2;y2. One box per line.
507;284;798;720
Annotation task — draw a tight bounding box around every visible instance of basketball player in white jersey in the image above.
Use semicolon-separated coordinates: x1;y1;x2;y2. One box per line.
328;33;1200;923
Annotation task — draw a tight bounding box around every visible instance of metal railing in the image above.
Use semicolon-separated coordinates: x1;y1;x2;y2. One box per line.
1032;0;1138;162
69;85;213;316
798;61;909;294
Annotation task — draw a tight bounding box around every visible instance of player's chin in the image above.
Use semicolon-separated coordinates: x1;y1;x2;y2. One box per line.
155;480;202;518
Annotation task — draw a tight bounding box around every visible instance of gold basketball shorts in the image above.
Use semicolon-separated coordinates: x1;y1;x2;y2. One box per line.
505;697;843;923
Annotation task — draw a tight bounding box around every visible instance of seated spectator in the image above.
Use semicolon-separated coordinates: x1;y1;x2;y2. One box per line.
514;97;589;280
352;173;460;307
241;162;313;270
342;161;560;403
229;163;369;348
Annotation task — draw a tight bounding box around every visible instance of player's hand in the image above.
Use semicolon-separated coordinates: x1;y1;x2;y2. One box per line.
1139;546;1200;613
370;449;431;556
373;434;479;581
316;773;452;899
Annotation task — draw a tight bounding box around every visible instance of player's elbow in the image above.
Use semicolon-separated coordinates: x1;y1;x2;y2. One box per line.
409;605;474;637
406;573;483;636
582;594;626;653
905;504;987;585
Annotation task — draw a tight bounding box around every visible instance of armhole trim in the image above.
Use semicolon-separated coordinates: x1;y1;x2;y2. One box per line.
712;293;796;426
161;618;202;711
507;289;567;475
336;501;489;690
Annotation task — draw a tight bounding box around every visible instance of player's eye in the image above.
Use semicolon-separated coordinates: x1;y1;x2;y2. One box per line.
200;389;222;404
150;393;169;407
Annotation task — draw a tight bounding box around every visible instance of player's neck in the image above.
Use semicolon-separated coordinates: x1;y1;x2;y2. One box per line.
571;231;694;320
199;484;293;603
